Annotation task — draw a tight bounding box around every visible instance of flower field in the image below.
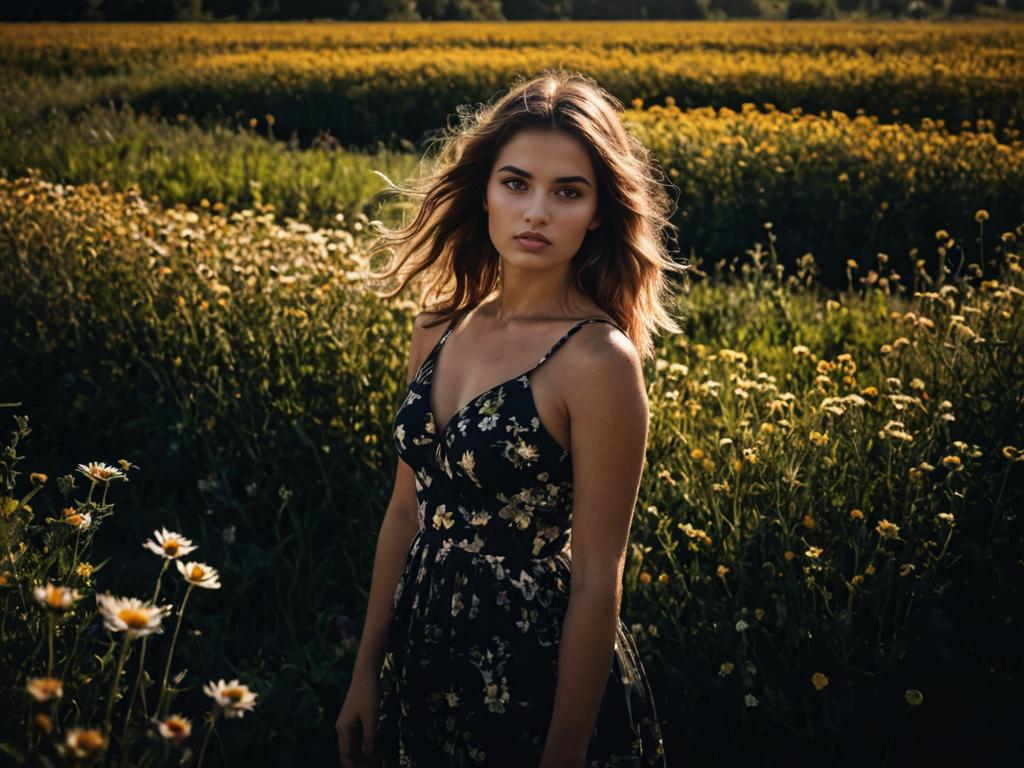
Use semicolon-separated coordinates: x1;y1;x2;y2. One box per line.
1;18;1023;767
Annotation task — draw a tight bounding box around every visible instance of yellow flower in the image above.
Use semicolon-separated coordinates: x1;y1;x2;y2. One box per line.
803;515;815;529
75;562;93;579
864;563;877;576
32;713;52;735
690;448;705;461
811;672;829;691
905;689;924;706
875;519;900;540
783;550;795;561
716;564;729;579
1001;445;1023;462
974;209;989;222
29;472;48;486
730;458;743;473
639;571;652;584
805;546;823;559
899;563;916;577
851;574;864;588
849;508;864;521
861;386;879;398
26;676;63;702
809;430;829;446
941;455;962;469
658;573;670;584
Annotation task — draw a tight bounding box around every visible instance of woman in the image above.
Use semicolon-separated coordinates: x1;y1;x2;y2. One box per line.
337;70;687;768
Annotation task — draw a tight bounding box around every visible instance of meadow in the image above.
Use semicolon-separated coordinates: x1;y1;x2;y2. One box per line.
1;19;1022;767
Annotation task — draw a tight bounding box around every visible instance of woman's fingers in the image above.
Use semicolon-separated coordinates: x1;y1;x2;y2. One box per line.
337;716;360;768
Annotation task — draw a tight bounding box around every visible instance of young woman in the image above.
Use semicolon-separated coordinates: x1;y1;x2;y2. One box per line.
337;70;687;768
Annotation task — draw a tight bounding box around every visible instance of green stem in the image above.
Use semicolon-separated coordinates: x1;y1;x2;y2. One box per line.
103;634;132;739
66;528;82;586
986;463;1011;543
131;559;169;722
155;583;193;720
47;612;55;677
195;710;219;768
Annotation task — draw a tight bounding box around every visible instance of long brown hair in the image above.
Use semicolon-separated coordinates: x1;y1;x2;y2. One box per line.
366;69;689;361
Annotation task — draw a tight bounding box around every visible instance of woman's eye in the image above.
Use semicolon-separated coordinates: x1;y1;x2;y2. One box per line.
502;179;580;199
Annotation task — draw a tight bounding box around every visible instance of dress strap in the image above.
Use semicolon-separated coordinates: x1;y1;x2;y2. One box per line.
424;310;466;362
527;317;623;375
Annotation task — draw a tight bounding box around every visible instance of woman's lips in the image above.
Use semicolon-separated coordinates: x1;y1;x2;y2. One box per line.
514;236;550;250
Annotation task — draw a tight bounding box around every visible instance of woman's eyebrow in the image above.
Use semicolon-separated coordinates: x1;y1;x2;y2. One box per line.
496;165;592;187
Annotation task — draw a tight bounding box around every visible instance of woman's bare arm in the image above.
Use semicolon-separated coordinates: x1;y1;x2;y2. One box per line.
349;313;436;683
540;326;650;766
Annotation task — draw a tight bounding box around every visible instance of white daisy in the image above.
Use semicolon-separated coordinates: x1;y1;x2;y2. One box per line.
143;528;199;560
33;582;83;612
56;728;106;760
95;593;172;638
175;561;222;590
75;462;127;484
157;713;193;743
203;678;258;718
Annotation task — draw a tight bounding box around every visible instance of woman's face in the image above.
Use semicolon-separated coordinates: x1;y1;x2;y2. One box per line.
484;128;602;271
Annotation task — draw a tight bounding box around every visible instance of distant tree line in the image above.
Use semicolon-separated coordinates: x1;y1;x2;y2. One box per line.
3;0;1014;22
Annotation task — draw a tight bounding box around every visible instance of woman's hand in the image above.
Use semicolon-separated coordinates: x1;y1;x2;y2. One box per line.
539;746;587;768
336;669;382;768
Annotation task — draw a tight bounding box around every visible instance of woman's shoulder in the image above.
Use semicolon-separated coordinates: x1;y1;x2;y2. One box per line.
561;315;641;386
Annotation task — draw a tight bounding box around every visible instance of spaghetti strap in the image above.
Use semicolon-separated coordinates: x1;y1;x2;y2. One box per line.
421;311;465;364
526;316;623;375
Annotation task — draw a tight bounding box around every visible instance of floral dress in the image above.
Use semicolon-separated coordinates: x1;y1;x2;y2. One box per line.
376;311;667;768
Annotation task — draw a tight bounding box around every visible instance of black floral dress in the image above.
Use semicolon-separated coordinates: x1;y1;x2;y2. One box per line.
376;312;667;768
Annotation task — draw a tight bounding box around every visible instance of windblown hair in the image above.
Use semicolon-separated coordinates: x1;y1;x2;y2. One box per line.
366;69;689;361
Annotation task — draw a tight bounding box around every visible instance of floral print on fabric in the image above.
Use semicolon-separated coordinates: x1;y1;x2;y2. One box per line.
376;313;667;768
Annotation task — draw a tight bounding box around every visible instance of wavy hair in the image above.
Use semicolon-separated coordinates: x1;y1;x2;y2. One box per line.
366;69;689;361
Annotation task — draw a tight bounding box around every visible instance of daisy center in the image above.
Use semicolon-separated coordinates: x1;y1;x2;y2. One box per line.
118;608;151;628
